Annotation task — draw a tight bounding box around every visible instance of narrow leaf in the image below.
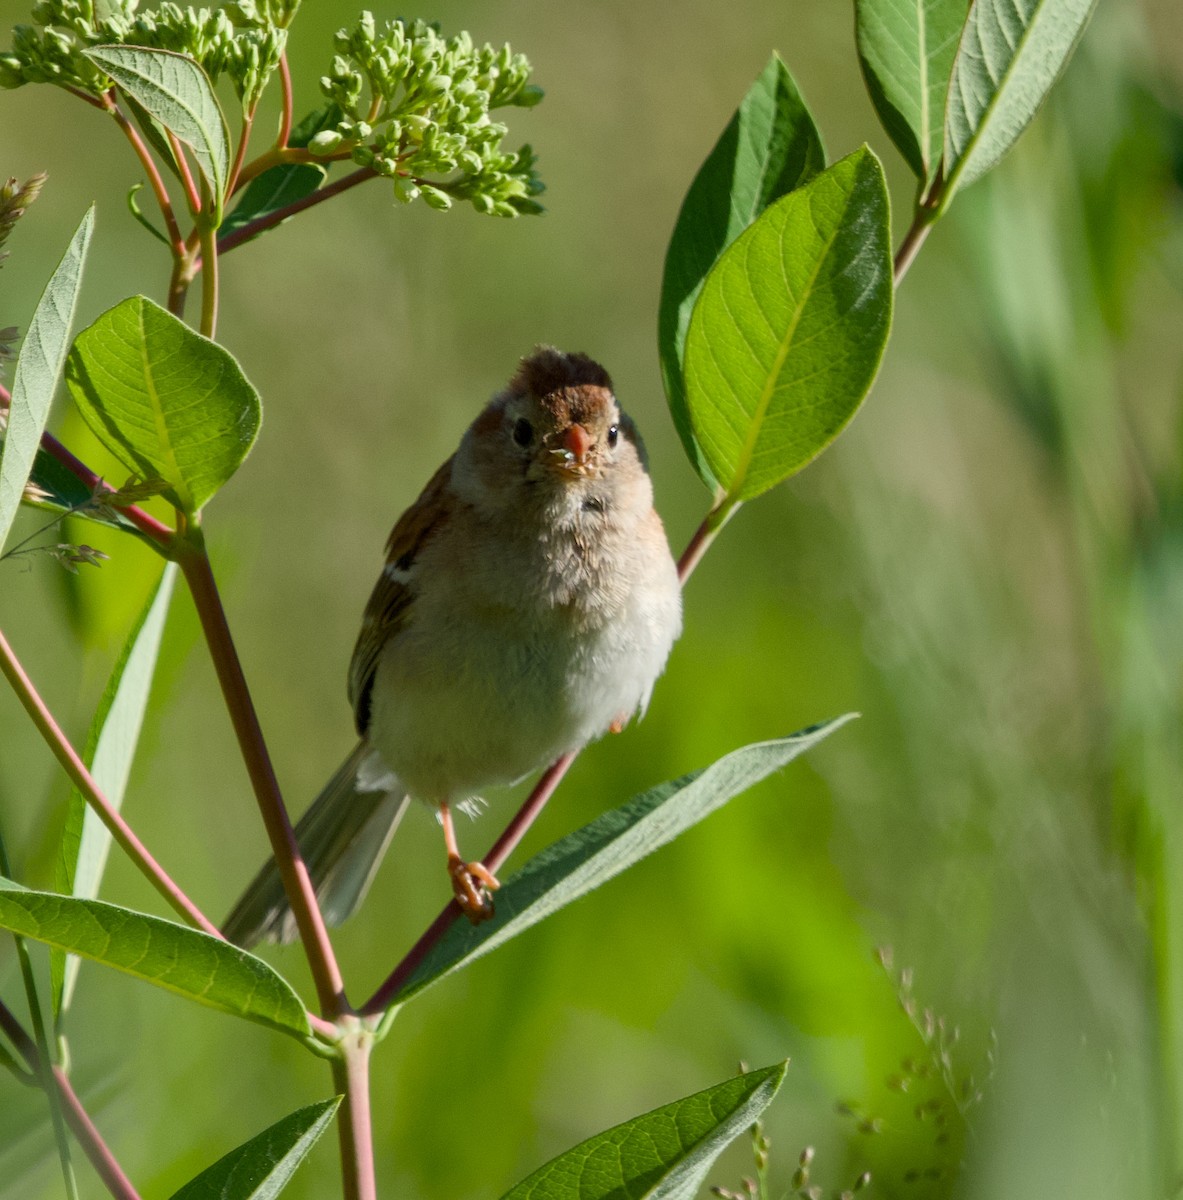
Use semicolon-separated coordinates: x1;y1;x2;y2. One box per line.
65;295;261;515
684;147;892;502
659;55;824;489
0;207;94;554
856;0;969;180
169;1098;342;1200
0;882;311;1040
53;563;177;1017
392;719;853;1006
84;45;231;218
500;1063;787;1200
943;0;1097;199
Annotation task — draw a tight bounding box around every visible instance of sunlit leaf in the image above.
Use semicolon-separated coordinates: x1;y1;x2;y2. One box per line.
500;1063;787;1200
169;1098;341;1200
684;147;892;502
659;54;824;490
856;0;968;180
52;564;177;1017
65;296;261;515
391;720;853;1006
85;45;230;219
0;207;94;554
0;882;311;1040
943;0;1098;199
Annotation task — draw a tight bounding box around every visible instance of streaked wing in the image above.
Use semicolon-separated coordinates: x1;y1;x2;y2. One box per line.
348;455;455;733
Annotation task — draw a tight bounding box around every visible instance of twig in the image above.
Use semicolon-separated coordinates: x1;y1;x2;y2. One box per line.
333;1034;377;1200
0;628;221;936
102;93;184;254
172;529;348;1018
277;52;293;149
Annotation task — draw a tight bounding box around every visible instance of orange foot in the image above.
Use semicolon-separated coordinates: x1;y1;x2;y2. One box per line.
448;854;501;924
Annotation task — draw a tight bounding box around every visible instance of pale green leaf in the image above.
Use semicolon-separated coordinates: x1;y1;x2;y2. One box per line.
0;207;94;554
856;0;969;180
65;295;261;515
391;719;853;1006
84;45;231;219
943;0;1097;198
169;1099;341;1200
684;147;893;502
500;1063;787;1200
0;882;311;1040
53;564;177;1017
659;54;824;490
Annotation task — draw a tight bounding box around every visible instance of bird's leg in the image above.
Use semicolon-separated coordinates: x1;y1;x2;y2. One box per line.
439;800;500;923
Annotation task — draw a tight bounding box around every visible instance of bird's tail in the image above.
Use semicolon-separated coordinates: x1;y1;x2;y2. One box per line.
222;742;409;948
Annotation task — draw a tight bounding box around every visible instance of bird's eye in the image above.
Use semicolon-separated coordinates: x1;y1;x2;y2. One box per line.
607;424;620;448
512;417;534;448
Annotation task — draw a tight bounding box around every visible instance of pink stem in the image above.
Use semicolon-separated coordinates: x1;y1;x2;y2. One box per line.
333;1037;377;1200
277;52;293;149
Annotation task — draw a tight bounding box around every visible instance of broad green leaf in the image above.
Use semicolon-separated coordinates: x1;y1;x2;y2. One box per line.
220;105;339;242
84;46;231;220
856;0;968;180
500;1063;787;1200
659;54;824;490
220;165;326;241
684;147;892;502
0;207;94;554
391;719;853;1006
0;882;311;1040
52;564;177;1017
65;295;261;515
943;0;1097;200
169;1098;341;1200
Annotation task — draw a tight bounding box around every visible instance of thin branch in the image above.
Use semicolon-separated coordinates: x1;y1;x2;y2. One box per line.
102;94;185;254
0;999;141;1200
216;165;378;257
172;530;348;1017
226;114;255;198
167;130;202;218
0;628;222;937
198;219;219;338
277;52;293;149
333;1035;377;1200
362;492;737;1017
893;211;934;286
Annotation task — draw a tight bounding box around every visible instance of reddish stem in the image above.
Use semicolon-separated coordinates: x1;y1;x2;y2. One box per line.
167;130;202;218
216;165;378;257
277;52;293;149
173;532;348;1018
333;1035;377;1200
103;93;185;254
226;113;255;198
0;627;222;937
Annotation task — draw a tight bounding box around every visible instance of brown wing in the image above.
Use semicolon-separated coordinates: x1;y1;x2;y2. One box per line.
348;456;455;734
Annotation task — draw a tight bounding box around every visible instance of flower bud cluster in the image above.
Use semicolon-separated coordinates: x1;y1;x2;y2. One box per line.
0;0;287;110
310;14;543;217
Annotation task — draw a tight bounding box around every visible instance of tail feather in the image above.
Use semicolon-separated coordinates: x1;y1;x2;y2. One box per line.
222;743;409;948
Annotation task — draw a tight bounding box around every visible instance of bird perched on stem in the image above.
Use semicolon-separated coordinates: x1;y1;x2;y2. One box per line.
223;346;682;946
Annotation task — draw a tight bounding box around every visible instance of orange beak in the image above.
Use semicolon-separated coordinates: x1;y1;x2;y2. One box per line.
561;422;593;464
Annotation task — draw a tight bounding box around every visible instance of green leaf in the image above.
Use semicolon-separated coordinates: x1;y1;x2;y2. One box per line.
84;46;231;220
0;882;311;1040
0;207;94;555
52;564;177;1018
17;448;135;532
943;0;1098;200
856;0;969;180
391;719;853;1006
169;1098;342;1200
659;54;824;490
65;295;262;515
499;1063;787;1200
683;147;892;502
220;165;326;241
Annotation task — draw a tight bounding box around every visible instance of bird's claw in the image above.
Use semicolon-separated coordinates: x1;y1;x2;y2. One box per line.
448;854;500;924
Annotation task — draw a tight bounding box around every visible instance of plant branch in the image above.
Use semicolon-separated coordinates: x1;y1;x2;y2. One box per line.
167;130;202;218
0;999;141;1200
172;528;348;1017
216;165;378;256
227;114;255;198
276;51;293;149
103;93;184;254
198;219;219;338
893;171;944;286
362;490;736;1017
0;627;221;936
333;1033;377;1200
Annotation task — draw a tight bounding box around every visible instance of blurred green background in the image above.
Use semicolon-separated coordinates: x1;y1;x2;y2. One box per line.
2;1;1182;1196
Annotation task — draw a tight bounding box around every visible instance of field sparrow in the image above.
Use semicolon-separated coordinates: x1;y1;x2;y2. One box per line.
223;347;682;946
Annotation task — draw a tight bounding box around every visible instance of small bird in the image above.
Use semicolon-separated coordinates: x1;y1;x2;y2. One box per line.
223;347;682;946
